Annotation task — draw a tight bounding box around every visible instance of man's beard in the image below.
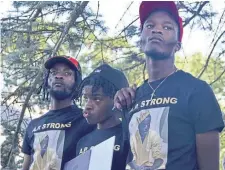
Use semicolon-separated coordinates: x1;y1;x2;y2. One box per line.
145;48;170;60
49;87;73;100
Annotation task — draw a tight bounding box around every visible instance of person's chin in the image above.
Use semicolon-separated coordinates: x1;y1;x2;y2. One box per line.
50;90;71;100
52;89;65;94
145;48;169;60
144;46;161;54
51;90;64;96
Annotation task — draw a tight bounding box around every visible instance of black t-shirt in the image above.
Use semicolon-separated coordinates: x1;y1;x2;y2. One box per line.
22;105;95;170
125;70;225;170
76;123;129;170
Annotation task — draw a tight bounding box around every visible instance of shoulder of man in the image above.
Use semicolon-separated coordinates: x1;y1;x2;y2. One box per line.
169;70;217;95
176;70;208;86
25;116;43;132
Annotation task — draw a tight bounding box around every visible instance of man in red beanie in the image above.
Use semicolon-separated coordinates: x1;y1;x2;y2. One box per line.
114;1;224;170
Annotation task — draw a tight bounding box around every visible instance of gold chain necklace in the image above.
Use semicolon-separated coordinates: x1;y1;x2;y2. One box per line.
148;69;178;100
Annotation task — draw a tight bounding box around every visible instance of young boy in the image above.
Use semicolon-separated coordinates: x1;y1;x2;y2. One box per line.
76;64;130;170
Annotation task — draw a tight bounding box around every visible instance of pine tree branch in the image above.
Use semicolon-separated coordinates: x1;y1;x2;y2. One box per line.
2;29;60;34
5;1;90;167
2;74;36;105
6;71;42;167
51;1;89;57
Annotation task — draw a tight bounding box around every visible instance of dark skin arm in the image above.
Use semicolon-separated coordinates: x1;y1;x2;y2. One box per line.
196;131;220;170
22;154;31;170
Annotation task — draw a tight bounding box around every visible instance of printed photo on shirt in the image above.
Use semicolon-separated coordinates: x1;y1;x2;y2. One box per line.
126;107;169;170
29;130;65;170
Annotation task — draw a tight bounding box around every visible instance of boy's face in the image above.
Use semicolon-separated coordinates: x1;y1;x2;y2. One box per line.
82;85;114;124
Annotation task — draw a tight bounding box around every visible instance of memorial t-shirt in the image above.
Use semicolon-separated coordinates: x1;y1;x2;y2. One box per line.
22;105;95;170
126;70;224;170
76;123;129;170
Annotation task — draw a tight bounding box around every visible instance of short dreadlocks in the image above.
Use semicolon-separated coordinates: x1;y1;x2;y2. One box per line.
79;74;118;99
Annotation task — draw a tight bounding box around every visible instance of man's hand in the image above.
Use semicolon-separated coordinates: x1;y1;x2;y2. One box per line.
114;84;137;110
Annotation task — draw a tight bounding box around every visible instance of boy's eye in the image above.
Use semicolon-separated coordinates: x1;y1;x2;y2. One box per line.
93;97;101;102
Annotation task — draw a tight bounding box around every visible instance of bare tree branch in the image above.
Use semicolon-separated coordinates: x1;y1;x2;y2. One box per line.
209;8;225;46
122;62;143;71
143;62;146;81
100;41;104;63
117;17;139;36
198;30;225;78
210;69;225;85
115;2;134;29
182;1;209;27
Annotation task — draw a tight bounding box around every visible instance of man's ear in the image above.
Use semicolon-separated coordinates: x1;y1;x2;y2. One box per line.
175;41;181;52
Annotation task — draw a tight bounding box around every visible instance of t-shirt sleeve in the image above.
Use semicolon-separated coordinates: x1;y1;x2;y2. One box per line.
188;81;225;134
22;124;32;155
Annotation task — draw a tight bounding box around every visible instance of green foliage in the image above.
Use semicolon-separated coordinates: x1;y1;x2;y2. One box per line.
176;53;225;108
1;123;24;169
1;1;106;168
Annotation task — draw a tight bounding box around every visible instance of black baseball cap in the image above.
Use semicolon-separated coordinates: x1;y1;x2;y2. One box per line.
85;64;129;90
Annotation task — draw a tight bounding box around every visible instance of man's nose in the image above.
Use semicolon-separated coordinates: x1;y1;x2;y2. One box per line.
151;25;163;35
54;72;64;79
84;99;93;111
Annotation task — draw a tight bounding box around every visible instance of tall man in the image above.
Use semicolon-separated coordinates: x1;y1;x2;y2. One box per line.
22;56;94;170
114;2;225;170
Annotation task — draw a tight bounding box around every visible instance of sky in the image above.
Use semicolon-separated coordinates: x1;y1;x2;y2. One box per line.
1;1;225;58
88;1;225;57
